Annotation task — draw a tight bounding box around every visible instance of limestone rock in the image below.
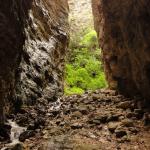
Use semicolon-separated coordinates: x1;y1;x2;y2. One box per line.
115;128;127;138
71;123;83;129
11;143;24;150
121;119;134;127
19;130;36;142
117;101;132;109
92;0;150;101
72;111;82;118
0;0;69;124
108;122;120;133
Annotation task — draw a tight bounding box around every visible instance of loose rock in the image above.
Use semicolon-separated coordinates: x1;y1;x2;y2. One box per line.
115;128;127;138
108;122;120;133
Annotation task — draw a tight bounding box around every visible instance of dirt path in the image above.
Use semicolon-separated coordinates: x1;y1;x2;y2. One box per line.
1;89;149;150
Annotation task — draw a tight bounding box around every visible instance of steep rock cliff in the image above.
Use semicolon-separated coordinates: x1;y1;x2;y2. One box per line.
0;0;69;125
68;0;94;33
92;0;150;100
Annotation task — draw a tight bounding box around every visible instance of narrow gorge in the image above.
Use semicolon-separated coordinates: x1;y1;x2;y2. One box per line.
0;0;149;150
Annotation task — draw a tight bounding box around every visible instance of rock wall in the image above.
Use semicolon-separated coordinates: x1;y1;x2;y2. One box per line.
0;0;69;125
92;0;150;100
68;0;94;33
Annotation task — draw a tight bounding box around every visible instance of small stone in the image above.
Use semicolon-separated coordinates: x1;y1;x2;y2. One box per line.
122;135;131;142
121;119;134;127
128;127;139;134
88;105;96;111
92;119;101;125
126;112;134;118
115;128;127;138
94;114;108;123
117;135;131;143
97;125;103;130
78;105;88;115
59;121;66;126
11;143;24;150
49;127;63;135
133;109;144;119
143;113;150;126
117;101;131;109
63;109;71;115
16;116;29;127
50;110;60;116
71;123;83;129
118;116;125;121
105;98;112;103
63;145;74;149
55;119;61;125
19;130;35;142
27;118;45;130
92;94;100;100
101;89;117;96
3;143;25;150
133;113;143;119
108;122;120;133
134;109;143;114
84;98;93;104
88;119;94;124
107;114;119;122
87;132;97;139
27;124;35;130
72;111;82;118
88;124;95;128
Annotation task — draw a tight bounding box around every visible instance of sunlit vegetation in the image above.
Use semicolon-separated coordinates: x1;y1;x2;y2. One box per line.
64;29;107;95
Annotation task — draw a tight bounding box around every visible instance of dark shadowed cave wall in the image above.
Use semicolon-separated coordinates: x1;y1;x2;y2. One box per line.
0;0;69;125
92;0;150;100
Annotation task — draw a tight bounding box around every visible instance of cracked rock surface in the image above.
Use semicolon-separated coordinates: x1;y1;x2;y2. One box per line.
92;0;150;100
0;0;69;125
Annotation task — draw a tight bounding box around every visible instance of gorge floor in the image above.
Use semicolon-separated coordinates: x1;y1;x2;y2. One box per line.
0;89;150;150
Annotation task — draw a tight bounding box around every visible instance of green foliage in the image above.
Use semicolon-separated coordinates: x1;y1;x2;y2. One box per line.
80;29;98;49
65;29;107;95
69;28;96;50
64;87;84;95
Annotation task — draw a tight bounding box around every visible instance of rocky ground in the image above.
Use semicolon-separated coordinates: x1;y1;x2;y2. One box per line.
0;89;150;150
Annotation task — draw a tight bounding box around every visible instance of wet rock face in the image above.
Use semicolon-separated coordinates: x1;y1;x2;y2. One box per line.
92;0;150;99
0;0;69;124
0;0;25;125
15;0;69;106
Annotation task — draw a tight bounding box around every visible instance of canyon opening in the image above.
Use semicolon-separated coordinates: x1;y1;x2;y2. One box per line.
64;0;107;95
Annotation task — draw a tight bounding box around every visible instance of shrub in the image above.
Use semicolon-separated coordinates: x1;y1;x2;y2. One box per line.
64;87;84;95
64;29;107;95
80;29;98;49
